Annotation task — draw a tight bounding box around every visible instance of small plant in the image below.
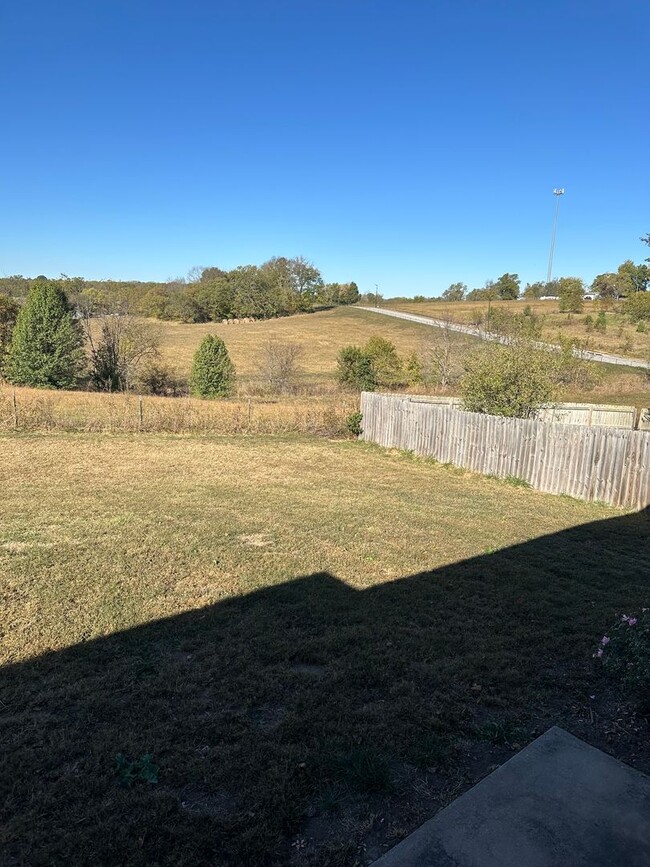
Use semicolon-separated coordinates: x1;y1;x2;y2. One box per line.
595;610;650;712
115;753;159;787
637;320;647;333
584;314;594;333
475;717;520;746
345;411;363;437
593;310;607;333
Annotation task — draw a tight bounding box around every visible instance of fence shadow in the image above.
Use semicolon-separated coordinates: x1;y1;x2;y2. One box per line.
1;508;648;866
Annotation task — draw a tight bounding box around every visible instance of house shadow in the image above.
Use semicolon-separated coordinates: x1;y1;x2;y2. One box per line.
1;508;648;866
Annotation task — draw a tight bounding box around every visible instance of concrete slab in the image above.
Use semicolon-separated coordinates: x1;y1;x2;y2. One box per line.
373;726;650;866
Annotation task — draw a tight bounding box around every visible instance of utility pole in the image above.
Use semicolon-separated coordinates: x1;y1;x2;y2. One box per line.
546;188;565;285
374;283;380;307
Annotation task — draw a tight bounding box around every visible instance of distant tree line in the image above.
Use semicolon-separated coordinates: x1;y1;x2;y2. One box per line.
0;256;359;322
399;234;650;313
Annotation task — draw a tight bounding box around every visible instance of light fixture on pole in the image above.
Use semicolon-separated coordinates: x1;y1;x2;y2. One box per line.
546;188;565;285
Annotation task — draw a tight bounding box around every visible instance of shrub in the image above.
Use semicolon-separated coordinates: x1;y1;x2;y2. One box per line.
584;314;594;333
190;335;235;398
336;346;378;392
637;321;647;333
137;361;187;396
595;610;650;712
460;343;559;418
345;410;363;437
593;310;607;333
625;293;650;323
364;335;404;386
4;279;84;388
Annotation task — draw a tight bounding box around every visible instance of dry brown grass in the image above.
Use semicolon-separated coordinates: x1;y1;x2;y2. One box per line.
0;386;357;435
154;306;468;380
2;432;648;865
384;298;650;360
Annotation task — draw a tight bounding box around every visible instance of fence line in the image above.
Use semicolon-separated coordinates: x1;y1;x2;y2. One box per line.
404;394;649;431
360;392;650;509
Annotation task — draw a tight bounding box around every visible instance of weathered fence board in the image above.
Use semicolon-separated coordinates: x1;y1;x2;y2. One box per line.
360;392;650;509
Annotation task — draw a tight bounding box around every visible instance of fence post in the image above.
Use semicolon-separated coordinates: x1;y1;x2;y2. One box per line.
138;396;144;431
12;389;18;431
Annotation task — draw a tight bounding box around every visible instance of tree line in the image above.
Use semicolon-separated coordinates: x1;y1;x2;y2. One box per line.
398;234;650;312
0;256;359;322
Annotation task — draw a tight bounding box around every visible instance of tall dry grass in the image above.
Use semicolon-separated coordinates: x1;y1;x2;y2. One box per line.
0;386;358;436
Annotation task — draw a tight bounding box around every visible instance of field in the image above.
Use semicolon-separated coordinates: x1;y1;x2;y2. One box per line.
2;432;649;865
153;306;479;386
152;305;650;405
383;298;650;361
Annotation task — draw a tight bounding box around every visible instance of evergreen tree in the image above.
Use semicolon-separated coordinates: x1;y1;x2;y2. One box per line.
189;335;235;398
5;280;84;388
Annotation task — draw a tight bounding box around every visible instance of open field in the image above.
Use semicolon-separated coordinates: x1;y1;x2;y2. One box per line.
384;298;650;361
149;305;650;405
154;306;480;385
2;433;649;865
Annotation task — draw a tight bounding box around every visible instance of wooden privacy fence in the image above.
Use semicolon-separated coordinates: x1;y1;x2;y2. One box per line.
406;394;650;431
360;392;650;509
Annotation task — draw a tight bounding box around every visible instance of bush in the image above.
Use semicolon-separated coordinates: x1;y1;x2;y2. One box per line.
595;610;650;713
460;343;559;418
637;320;647;334
593;310;607;333
336;346;378;392
137;361;187;396
189;335;235;398
363;336;404;386
345;411;363;437
625;293;650;323
4;280;84;388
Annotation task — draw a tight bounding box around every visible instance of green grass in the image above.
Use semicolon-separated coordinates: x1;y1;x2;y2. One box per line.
1;433;649;865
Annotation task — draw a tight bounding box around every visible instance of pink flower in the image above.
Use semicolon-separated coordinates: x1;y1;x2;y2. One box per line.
601;636;610;646
628;618;638;627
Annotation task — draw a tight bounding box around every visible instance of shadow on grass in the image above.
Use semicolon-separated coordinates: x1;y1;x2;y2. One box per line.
1;508;649;866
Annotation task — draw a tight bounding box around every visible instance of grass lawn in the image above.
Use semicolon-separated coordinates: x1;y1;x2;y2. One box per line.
1;433;649;865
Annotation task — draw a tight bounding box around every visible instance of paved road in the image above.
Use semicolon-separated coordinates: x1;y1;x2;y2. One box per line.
357;306;650;370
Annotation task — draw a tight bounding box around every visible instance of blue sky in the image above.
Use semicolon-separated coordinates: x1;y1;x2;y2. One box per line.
1;0;648;295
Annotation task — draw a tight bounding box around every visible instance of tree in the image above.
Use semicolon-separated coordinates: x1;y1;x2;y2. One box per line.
4;279;84;388
591;272;624;300
336;346;377;392
418;316;462;387
557;277;585;312
85;312;161;392
460;342;559;419
338;282;360;305
641;233;650;263
442;282;467;302
190;335;235;398
256;340;303;394
617;259;649;293
287;256;323;309
493;273;520;300
523;281;546;299
0;293;19;370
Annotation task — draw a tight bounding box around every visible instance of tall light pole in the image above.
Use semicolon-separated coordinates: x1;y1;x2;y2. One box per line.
546;188;565;285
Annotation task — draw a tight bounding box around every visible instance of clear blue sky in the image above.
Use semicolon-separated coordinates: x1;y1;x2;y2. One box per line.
1;0;648;295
